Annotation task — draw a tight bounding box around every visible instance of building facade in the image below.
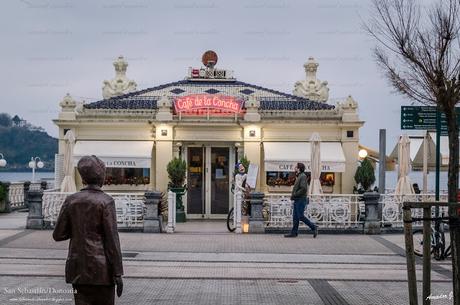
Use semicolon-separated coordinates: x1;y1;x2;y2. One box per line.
54;52;364;219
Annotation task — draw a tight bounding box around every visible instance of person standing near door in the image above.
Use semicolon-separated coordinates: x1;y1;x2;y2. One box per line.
284;162;318;238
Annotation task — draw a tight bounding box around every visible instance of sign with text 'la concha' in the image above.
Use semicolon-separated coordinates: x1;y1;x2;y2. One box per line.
174;94;244;115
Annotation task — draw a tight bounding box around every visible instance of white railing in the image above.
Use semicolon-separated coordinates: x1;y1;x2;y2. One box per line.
112;193;145;229
8;182;26;209
265;194;364;229
166;191;176;233
380;193;449;227
42;191;146;229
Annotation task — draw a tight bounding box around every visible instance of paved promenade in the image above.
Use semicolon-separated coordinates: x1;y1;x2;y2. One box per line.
0;212;455;304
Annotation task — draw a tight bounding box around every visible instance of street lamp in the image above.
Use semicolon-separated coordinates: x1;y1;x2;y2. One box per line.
28;157;44;182
0;153;6;167
358;149;368;159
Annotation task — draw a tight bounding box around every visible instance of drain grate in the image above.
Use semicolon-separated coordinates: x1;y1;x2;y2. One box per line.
122;252;139;258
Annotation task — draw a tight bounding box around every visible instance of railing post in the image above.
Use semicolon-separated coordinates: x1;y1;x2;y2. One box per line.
0;182;11;213
143;191;162;233
249;192;265;233
23;181;31;208
235;191;242;234
166;191;176;233
26;190;44;229
363;192;381;234
40;181;47;190
403;203;419;305
422;207;431;305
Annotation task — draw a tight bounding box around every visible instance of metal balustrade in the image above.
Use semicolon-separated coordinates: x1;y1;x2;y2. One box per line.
42;191;146;229
380;193;449;227
265;194;364;229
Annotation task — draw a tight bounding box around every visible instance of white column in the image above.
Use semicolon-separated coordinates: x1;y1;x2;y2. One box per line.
166;191;176;233
235;190;242;234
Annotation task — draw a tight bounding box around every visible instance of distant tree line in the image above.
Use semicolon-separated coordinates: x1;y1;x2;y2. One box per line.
0;113;57;171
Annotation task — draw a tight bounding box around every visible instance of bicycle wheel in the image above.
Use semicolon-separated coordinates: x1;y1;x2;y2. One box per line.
227;207;236;232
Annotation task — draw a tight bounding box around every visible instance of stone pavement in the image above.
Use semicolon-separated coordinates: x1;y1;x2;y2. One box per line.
0;212;455;304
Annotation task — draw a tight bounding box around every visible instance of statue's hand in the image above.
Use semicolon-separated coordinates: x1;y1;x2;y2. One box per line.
115;276;123;297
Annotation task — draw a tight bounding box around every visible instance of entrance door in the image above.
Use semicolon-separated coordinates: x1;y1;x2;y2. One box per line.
187;147;205;215
186;146;231;218
210;147;230;214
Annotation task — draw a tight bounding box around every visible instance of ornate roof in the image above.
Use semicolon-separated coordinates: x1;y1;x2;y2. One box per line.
84;79;335;111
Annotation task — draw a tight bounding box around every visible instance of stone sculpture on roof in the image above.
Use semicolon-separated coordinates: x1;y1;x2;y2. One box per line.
102;56;137;99
293;57;330;103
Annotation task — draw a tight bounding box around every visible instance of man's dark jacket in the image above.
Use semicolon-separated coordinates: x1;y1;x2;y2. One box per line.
52;185;124;285
291;172;308;200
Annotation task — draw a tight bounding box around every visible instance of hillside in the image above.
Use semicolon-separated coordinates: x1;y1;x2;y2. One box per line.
0;113;57;171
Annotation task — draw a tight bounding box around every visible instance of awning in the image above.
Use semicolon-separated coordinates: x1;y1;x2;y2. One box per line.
73;141;153;168
263;142;346;172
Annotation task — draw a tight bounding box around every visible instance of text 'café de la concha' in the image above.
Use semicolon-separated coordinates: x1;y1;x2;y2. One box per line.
54;51;363;219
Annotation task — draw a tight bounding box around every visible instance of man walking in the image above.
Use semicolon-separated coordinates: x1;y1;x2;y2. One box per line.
53;155;123;305
284;162;318;238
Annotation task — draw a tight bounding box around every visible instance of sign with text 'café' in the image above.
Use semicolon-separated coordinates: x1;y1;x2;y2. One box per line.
174;94;243;114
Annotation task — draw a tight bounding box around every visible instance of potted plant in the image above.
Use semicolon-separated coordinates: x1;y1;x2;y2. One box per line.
354;157;376;193
167;157;187;222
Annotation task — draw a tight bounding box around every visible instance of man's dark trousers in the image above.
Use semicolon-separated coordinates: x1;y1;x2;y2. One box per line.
291;197;316;235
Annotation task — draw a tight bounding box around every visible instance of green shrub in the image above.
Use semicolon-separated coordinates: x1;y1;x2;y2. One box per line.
354;157;376;192
167;158;187;188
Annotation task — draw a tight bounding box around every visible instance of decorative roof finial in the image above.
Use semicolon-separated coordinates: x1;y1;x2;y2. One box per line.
102;56;137;99
293;57;330;103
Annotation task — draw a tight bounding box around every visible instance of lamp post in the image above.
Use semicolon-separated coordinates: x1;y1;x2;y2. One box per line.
358;149;368;159
28;157;44;182
0;153;6;168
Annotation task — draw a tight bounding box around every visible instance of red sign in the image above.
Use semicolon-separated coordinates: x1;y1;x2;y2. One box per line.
174;94;243;114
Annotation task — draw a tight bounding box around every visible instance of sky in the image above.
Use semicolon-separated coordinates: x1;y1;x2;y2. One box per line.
0;0;430;152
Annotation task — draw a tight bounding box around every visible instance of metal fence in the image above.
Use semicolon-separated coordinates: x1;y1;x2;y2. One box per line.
42;191;146;229
265;193;364;229
265;193;449;229
380;194;449;227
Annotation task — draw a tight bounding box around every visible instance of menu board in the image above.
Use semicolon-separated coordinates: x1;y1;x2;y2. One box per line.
246;164;259;188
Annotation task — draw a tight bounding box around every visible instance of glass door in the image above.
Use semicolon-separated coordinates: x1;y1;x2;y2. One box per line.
210;147;230;215
187;147;205;215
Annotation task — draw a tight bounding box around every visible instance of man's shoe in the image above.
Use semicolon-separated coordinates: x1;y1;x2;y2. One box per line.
284;233;297;238
313;227;318;238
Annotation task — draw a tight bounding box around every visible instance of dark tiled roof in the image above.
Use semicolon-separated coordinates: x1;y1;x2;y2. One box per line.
84;80;335;111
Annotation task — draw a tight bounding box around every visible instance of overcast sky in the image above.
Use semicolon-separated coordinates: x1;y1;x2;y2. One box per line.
1;0;430;152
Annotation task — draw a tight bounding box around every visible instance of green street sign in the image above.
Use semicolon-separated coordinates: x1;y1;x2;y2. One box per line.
400;106;459;135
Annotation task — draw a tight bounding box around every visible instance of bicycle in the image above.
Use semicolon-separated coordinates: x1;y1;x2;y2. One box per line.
413;220;452;260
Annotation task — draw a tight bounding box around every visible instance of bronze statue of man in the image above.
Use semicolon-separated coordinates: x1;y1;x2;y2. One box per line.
53;155;123;305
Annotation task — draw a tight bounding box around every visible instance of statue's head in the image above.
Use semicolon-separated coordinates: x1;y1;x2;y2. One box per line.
77;155;106;187
238;163;245;174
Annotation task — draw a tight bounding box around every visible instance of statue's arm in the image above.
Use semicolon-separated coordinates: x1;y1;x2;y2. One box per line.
102;199;124;277
52;200;71;241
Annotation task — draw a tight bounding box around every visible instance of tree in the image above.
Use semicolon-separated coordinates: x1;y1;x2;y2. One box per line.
354;157;376;192
364;0;460;301
0;113;12;127
12;115;21;127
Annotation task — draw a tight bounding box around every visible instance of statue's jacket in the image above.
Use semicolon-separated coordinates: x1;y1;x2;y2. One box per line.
53;185;124;285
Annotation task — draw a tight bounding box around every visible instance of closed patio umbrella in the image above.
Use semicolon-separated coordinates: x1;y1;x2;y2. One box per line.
60;130;77;192
308;132;323;195
395;134;415;195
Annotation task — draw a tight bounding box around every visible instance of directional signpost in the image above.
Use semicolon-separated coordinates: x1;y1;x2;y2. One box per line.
400;106;460;136
401;106;460;227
